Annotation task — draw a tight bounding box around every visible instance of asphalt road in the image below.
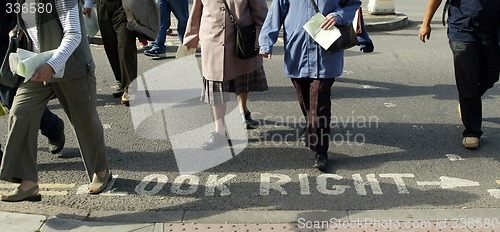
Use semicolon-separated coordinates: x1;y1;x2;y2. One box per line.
0;0;499;220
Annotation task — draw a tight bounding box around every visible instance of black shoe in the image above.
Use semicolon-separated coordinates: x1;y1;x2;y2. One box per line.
202;132;228;150
242;111;257;129
48;118;65;154
112;81;124;98
313;152;328;169
359;42;374;53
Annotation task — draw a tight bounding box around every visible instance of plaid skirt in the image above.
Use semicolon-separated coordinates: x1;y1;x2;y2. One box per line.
201;66;268;105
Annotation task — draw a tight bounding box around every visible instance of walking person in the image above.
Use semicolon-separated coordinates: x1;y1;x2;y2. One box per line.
144;0;189;57
183;0;269;150
96;0;137;106
0;0;111;202
259;0;361;169
0;0;65;157
419;0;500;149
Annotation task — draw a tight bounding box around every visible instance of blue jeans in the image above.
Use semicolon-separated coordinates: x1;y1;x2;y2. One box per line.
153;0;189;51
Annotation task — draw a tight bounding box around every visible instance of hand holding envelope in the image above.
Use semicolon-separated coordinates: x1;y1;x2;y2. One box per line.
9;48;61;83
303;13;342;50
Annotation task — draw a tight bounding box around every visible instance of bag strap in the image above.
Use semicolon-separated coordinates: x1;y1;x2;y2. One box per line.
309;0;349;14
442;0;451;26
14;2;22;47
222;0;239;27
309;0;320;13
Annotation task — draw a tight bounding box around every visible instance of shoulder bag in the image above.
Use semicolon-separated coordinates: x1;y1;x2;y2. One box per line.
0;11;24;88
222;0;259;59
309;0;358;52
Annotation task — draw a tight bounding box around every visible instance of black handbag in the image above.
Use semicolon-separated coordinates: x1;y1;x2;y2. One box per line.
222;0;259;59
309;0;358;52
0;12;24;88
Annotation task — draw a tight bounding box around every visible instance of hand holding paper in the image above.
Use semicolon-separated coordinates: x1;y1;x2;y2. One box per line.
303;13;342;50
9;48;59;83
176;45;196;59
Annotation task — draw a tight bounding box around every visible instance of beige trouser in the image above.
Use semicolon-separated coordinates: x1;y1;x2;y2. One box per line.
0;73;108;183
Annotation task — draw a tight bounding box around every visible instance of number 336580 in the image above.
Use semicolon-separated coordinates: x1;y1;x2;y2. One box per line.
5;3;53;14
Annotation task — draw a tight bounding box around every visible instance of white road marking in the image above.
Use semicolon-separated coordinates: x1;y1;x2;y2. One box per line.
352;174;382;195
77;175;120;195
135;174;169;196
446;154;464;161
487;189;500;199
317;174;350;195
417;176;479;189
380;173;414;194
384;102;396;107
260;173;291;195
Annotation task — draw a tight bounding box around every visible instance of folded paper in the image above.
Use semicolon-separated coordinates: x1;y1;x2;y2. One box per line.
175;45;196;59
9;48;61;83
303;13;342;50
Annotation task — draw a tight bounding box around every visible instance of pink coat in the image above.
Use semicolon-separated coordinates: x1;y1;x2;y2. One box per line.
183;0;268;82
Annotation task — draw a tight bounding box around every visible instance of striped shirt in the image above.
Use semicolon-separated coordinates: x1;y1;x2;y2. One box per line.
23;0;82;77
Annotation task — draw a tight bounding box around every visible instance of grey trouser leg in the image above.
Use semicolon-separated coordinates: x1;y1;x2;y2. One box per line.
0;74;108;183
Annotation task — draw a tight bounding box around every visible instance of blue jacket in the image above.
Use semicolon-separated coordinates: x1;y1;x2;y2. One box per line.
259;0;361;79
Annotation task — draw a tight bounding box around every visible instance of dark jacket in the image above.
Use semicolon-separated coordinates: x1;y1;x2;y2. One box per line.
0;0;17;58
447;0;500;45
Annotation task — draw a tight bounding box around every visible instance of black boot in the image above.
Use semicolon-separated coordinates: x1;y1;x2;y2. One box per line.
112;81;124;98
313;152;328;169
48;117;65;154
242;111;257;129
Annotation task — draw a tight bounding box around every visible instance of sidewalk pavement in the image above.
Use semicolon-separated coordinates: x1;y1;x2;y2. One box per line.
2;209;500;231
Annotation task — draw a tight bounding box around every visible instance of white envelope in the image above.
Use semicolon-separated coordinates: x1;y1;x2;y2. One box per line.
303;13;342;50
175;45;196;59
11;48;61;82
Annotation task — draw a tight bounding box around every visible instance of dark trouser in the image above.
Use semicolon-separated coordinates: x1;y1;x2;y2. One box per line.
97;0;137;89
291;78;335;153
0;84;61;139
449;40;500;138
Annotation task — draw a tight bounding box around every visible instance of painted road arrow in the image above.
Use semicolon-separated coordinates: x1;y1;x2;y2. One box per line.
417;176;480;189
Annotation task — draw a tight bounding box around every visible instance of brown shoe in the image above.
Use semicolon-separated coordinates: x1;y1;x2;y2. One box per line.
1;185;41;202
462;137;479;149
121;88;130;107
88;170;112;194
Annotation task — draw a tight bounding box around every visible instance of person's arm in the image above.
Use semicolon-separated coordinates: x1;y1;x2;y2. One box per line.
258;0;288;59
182;0;202;49
419;0;443;43
322;0;361;30
32;0;82;82
248;0;268;49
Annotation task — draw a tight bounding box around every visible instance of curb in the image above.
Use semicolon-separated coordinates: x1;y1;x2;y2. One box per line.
364;12;409;32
